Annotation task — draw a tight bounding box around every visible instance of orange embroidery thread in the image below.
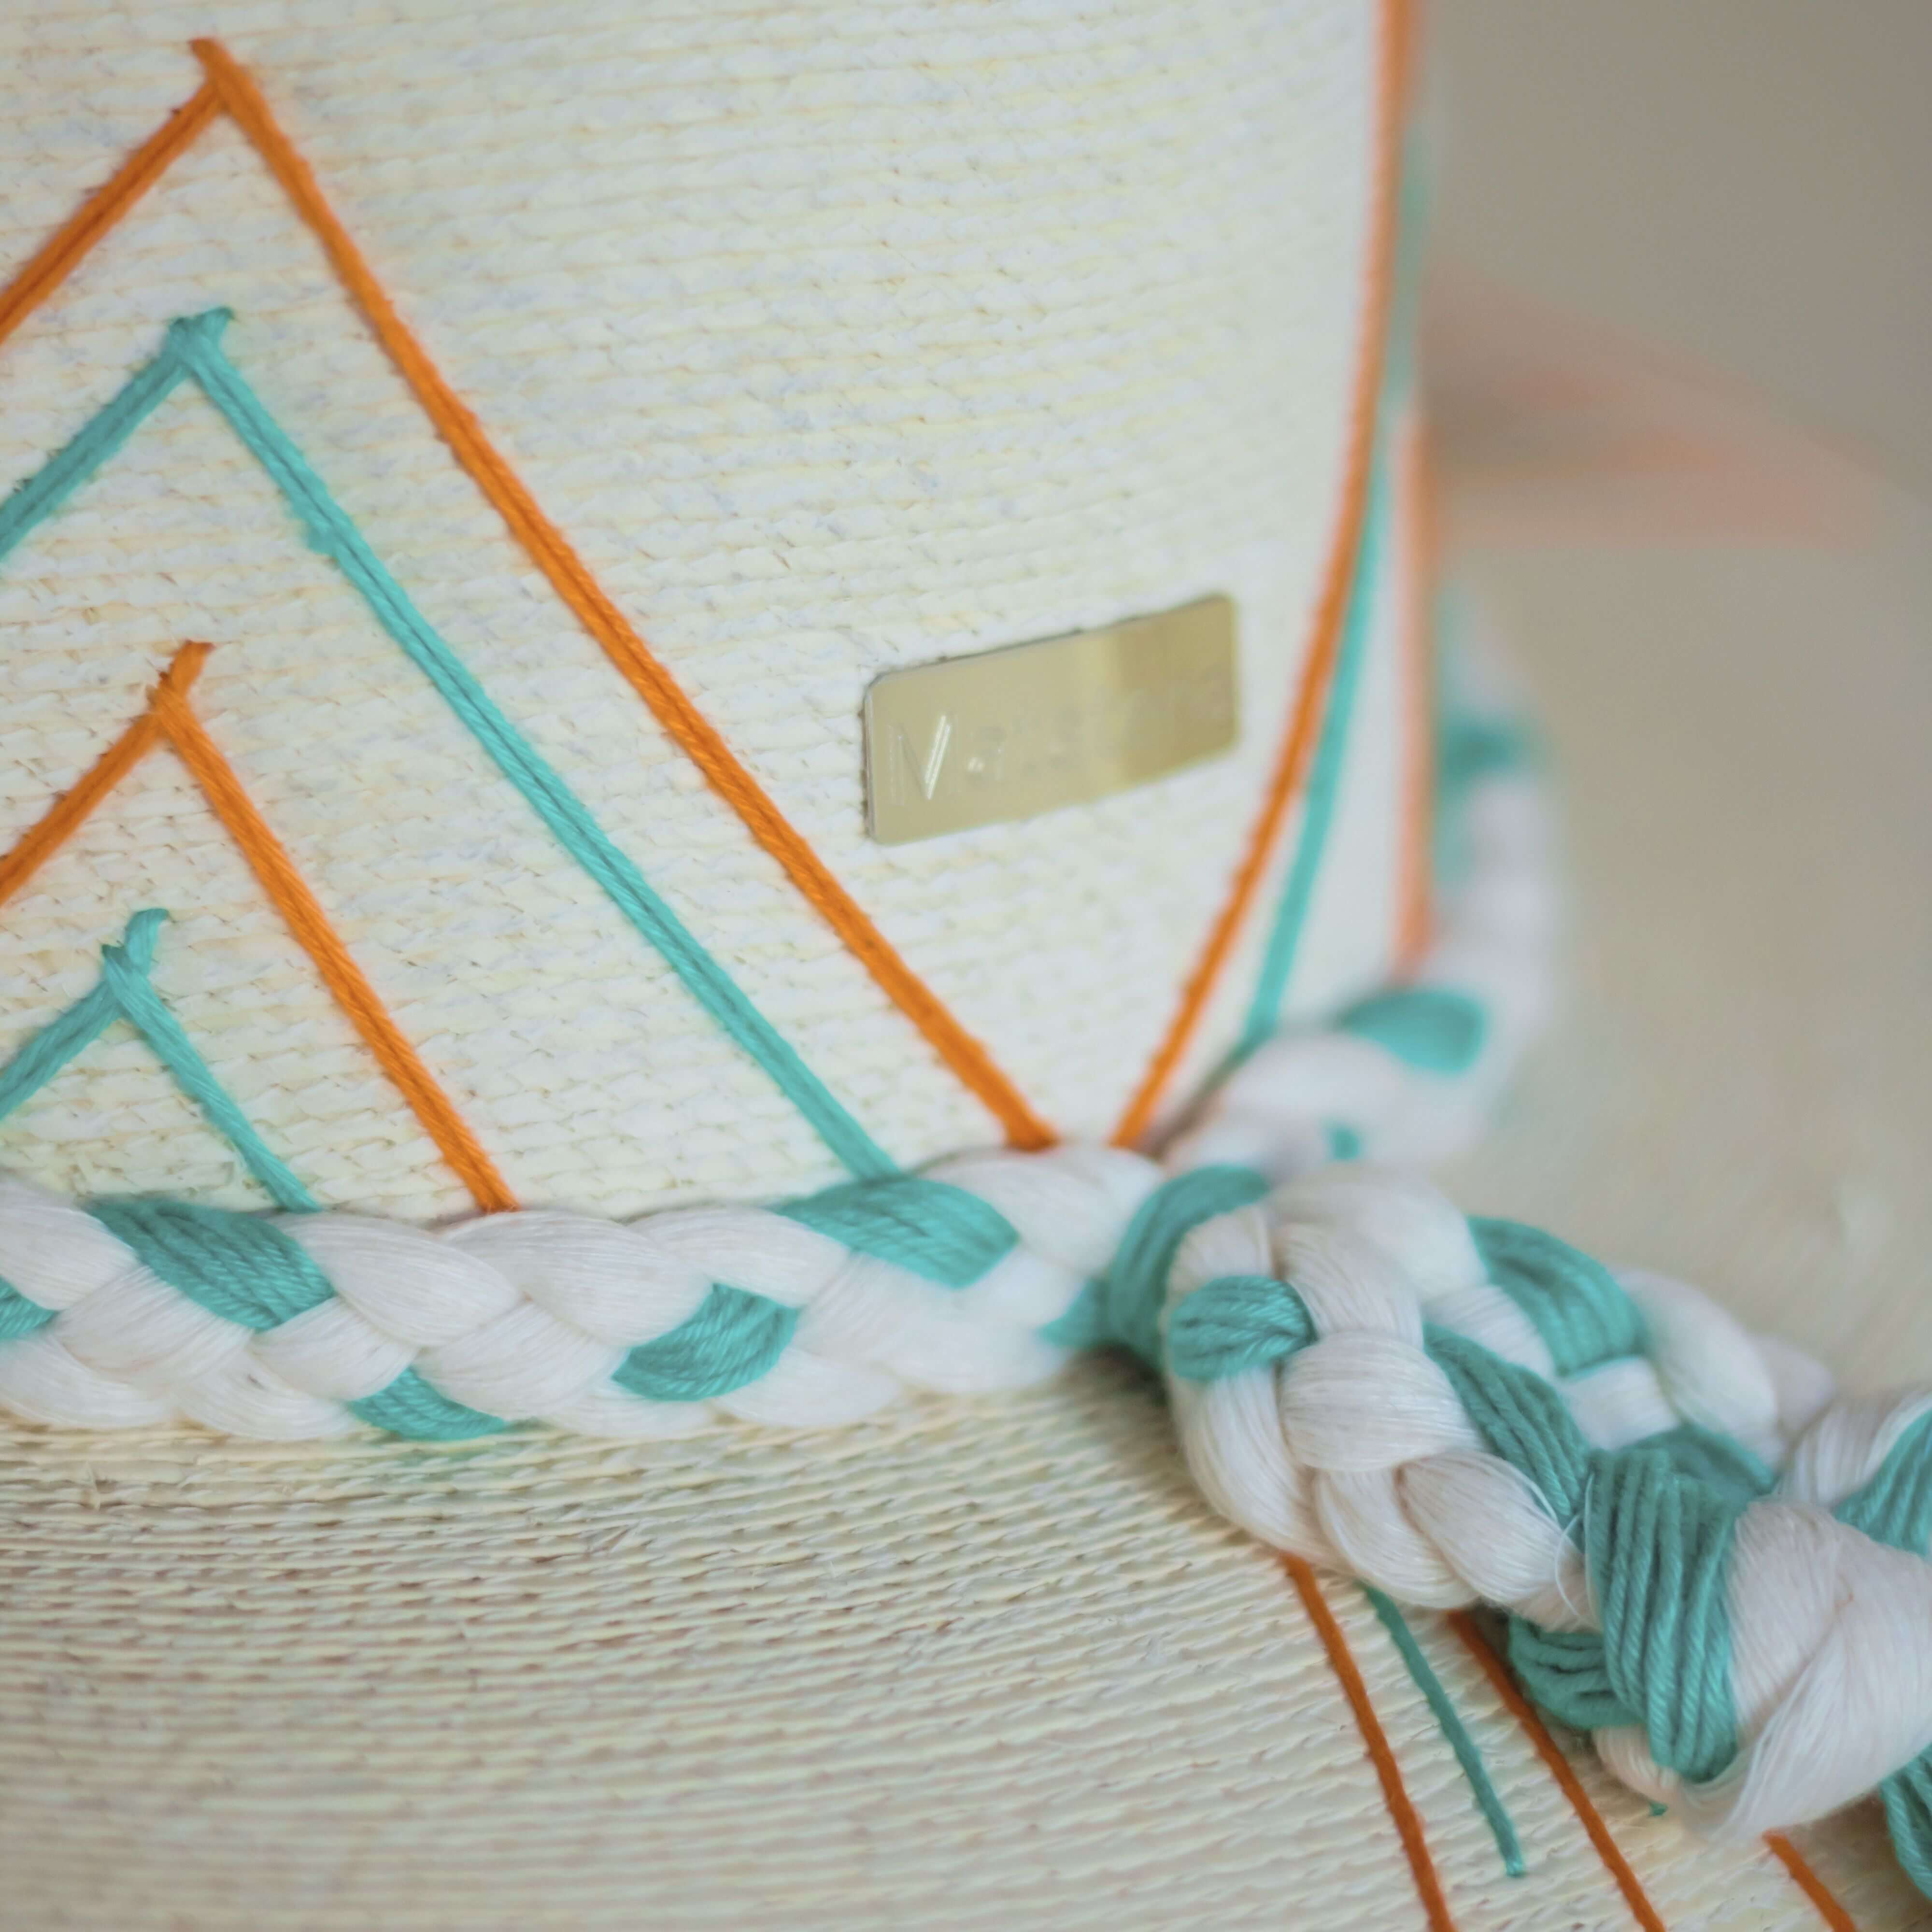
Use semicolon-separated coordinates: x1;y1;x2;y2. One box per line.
186;39;1053;1154
145;659;516;1213
0;643;211;910
1394;410;1439;968
1763;1834;1859;1932
1449;1611;1668;1932
0;643;514;1210
1288;1556;1458;1932
1111;0;1411;1148
0;80;219;352
0;44;1050;1152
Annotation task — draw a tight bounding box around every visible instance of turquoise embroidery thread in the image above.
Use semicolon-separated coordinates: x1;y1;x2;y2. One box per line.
1363;1583;1526;1878
0;338;192;536
1171;1251;1747;1790
0;909;316;1213
0;312;893;1184
1237;142;1429;1059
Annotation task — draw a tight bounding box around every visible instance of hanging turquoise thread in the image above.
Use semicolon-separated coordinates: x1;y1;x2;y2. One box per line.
0;311;893;1183
1363;1585;1525;1878
0;909;316;1212
1169;1254;1748;1789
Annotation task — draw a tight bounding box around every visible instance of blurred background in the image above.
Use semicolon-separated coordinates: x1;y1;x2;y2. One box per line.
1425;1;1932;1385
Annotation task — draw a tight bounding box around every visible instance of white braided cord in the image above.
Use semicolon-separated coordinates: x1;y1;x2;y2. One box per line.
0;731;1553;1439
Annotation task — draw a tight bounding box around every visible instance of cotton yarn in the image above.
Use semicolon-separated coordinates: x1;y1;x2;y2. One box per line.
1164;1162;1932;1887
0;667;1551;1441
6;644;1931;1898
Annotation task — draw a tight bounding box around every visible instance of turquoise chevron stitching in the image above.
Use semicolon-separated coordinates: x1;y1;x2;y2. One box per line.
0;311;895;1180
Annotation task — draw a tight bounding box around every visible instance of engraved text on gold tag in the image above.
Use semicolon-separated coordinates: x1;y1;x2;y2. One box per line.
863;595;1237;844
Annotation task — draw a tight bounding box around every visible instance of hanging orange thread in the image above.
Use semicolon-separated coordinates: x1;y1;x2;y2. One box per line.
183;39;1053;1154
148;656;517;1213
1287;1556;1458;1932
0;80;219;351
0;643;211;909
1762;1834;1860;1932
1449;1612;1668;1932
1111;0;1412;1148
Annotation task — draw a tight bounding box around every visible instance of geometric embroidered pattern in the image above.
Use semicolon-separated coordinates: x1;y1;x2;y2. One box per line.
0;907;316;1213
0;310;899;1184
0;643;515;1210
0;39;1056;1152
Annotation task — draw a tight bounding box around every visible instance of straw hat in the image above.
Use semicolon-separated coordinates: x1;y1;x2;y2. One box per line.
2;4;1927;1927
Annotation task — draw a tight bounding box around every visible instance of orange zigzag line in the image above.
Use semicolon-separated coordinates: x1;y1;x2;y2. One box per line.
0;40;1053;1154
0;644;514;1213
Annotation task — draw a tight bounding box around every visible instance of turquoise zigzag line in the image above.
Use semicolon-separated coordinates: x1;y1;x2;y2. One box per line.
0;908;317;1216
0;311;894;1181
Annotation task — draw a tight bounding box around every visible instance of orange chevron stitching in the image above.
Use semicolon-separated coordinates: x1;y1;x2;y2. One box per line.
0;41;1053;1153
1111;0;1412;1148
0;80;218;349
0;644;515;1212
0;645;209;912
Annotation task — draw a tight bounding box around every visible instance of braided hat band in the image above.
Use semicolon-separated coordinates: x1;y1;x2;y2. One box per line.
0;666;1552;1439
9;653;1932;1898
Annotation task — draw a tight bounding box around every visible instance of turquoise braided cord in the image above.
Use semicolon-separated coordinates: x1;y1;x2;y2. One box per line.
1043;1165;1271;1367
1467;1218;1646;1377
1073;1161;1531;1878
90;1196;335;1329
781;1175;1018;1288
1167;1228;1754;1790
0;1273;56;1340
1335;987;1487;1077
1830;1407;1932;1889
49;1171;1031;1440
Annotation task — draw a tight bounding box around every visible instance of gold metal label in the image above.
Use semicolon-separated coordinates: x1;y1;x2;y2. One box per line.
863;595;1237;844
